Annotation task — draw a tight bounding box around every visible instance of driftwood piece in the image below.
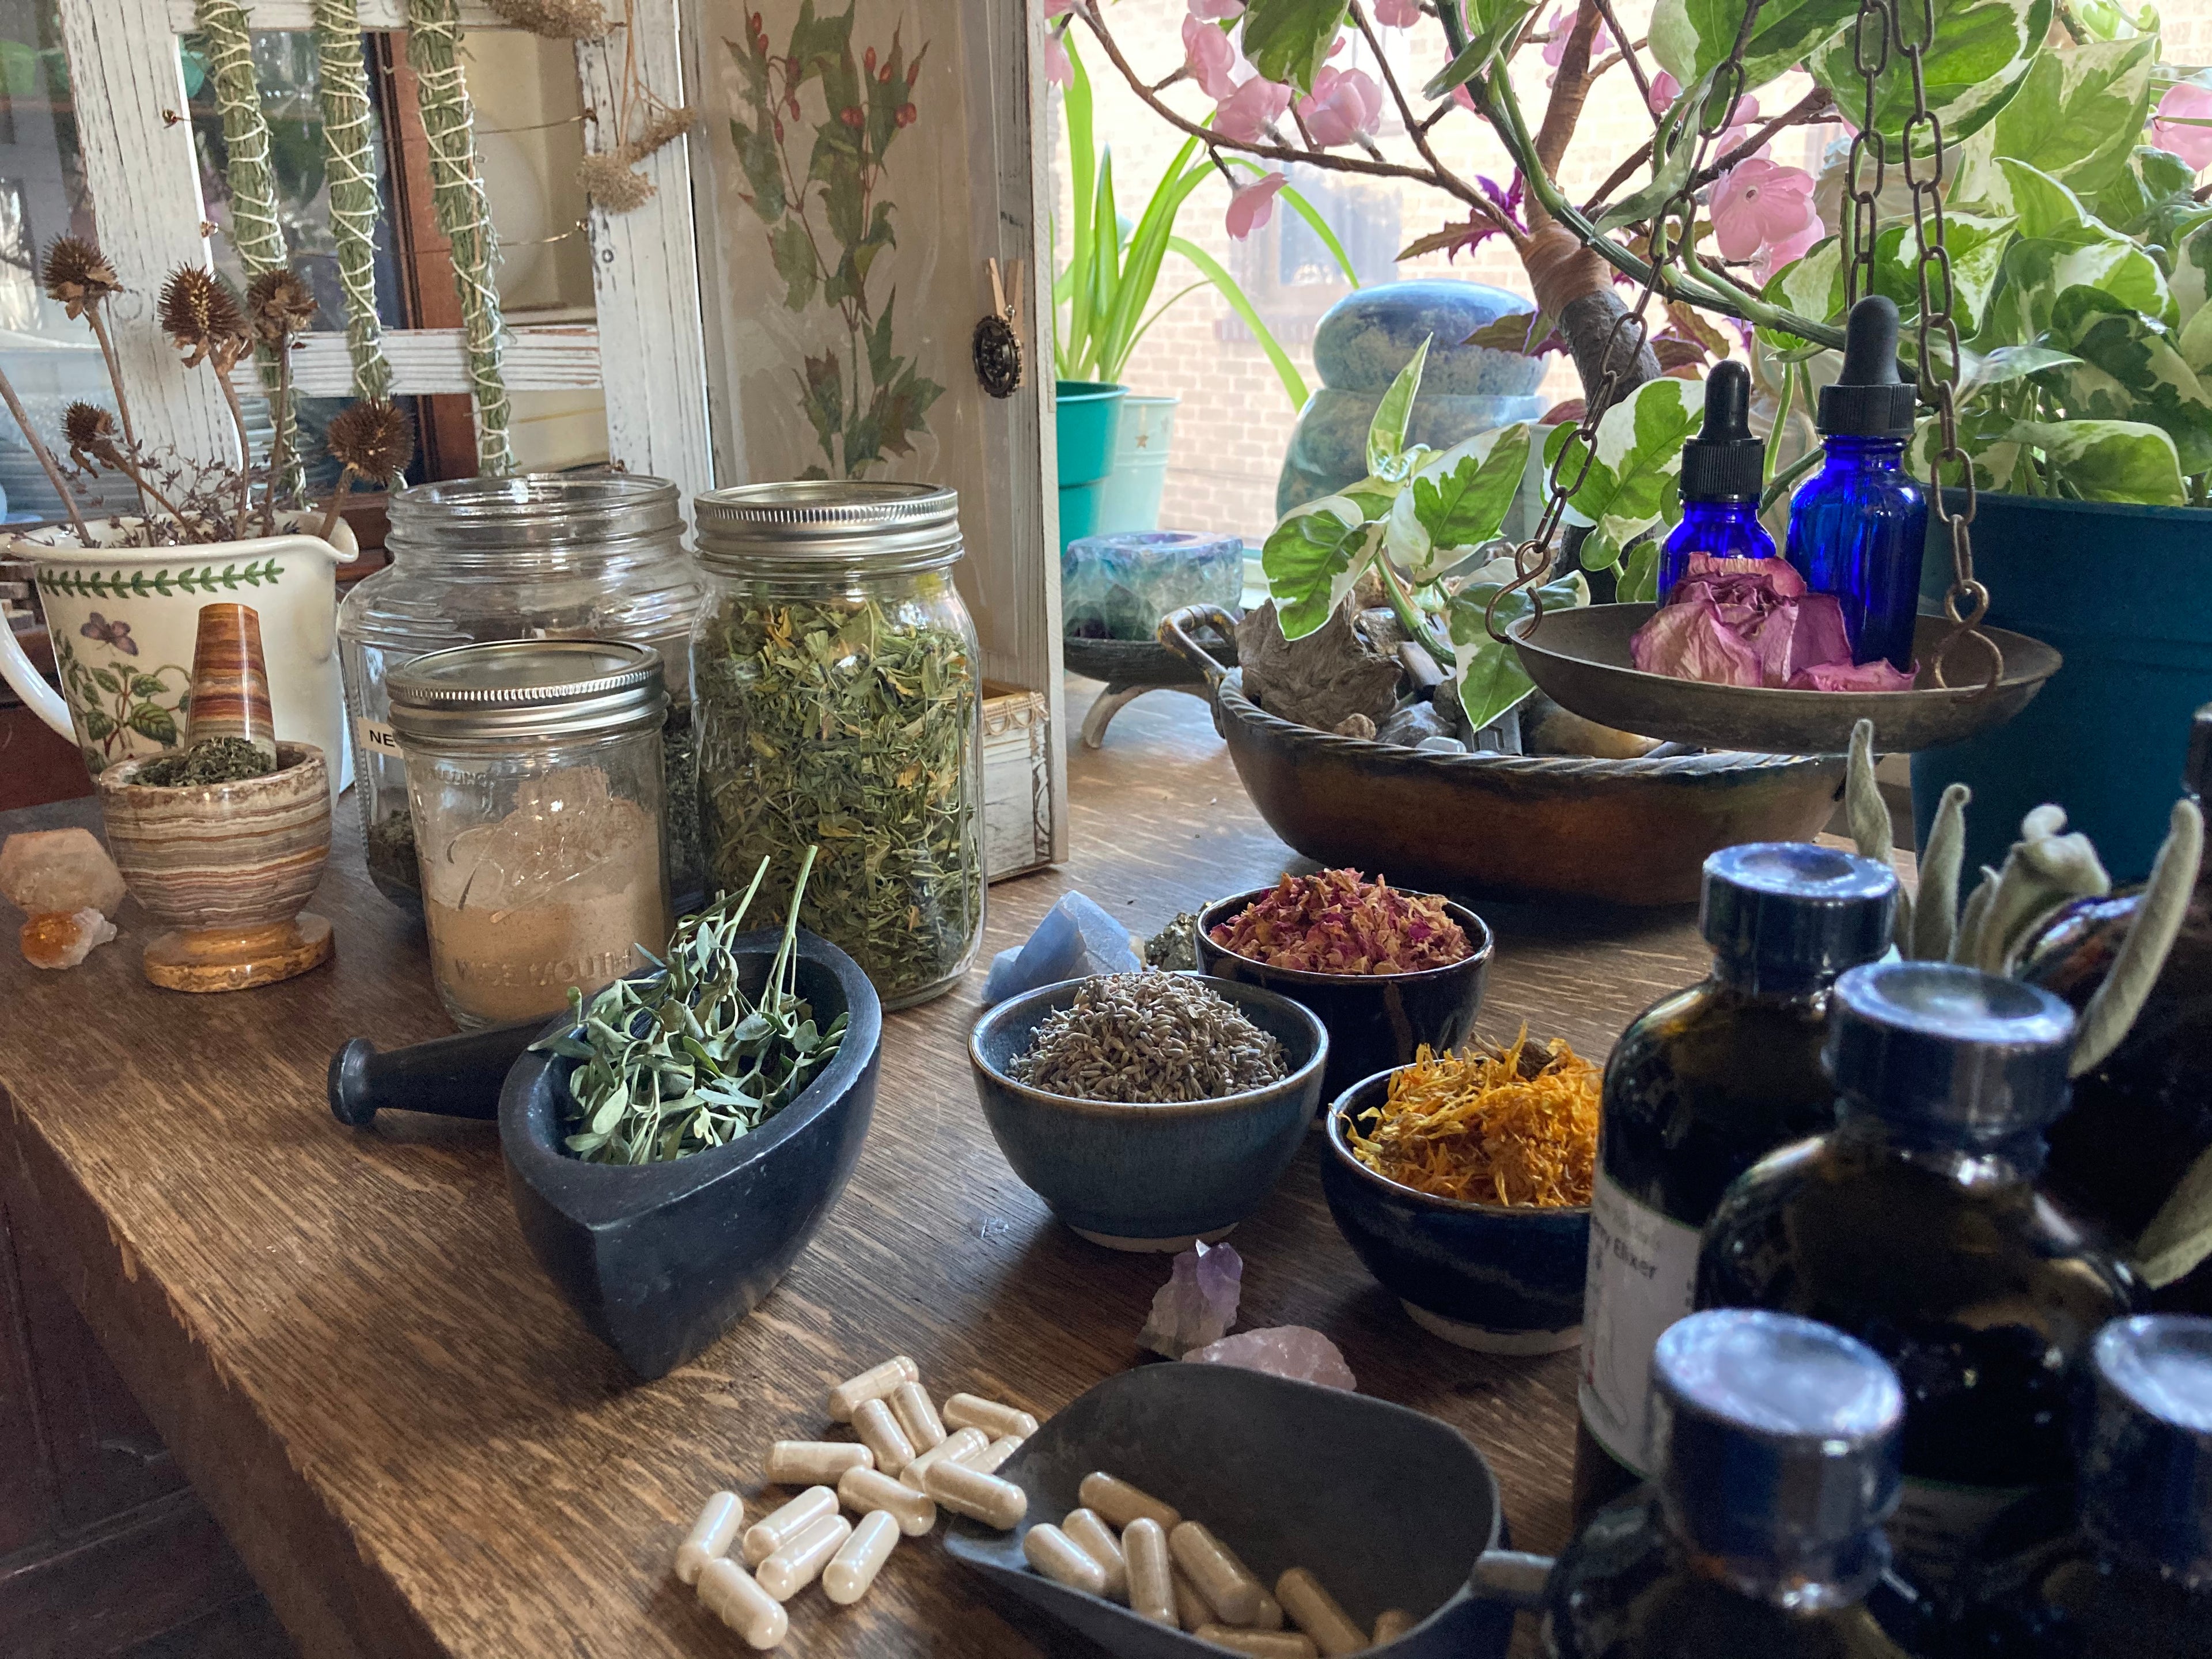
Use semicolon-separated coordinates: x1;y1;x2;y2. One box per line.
1234;601;1404;735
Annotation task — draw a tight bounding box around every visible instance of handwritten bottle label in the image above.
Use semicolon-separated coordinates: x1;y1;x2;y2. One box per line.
354;715;402;757
1578;1166;1702;1478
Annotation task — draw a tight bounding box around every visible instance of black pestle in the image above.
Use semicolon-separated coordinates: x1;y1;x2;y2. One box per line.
327;1018;545;1126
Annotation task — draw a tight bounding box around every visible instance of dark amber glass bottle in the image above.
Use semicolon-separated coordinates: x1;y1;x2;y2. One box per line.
1547;1308;1914;1659
1943;1315;2212;1657
2020;706;2212;1315
1572;842;1897;1522
1696;961;2139;1597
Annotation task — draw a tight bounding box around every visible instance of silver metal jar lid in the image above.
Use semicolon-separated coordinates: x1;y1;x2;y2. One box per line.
387;639;666;744
388;471;684;555
692;480;962;573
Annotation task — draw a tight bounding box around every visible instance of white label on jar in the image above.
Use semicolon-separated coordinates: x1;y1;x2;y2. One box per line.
354;715;402;756
1578;1166;1703;1478
1889;1478;2039;1588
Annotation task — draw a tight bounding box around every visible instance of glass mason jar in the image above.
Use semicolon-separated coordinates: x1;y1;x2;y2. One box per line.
387;640;672;1032
691;481;984;1010
337;472;706;915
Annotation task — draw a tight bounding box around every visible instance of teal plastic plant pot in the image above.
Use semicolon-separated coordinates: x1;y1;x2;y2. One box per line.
1058;480;1107;551
1910;491;2212;884
1094;395;1177;535
1055;380;1126;487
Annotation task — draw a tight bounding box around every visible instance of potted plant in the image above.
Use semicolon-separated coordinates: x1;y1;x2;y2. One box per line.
0;240;408;799
1052;35;1346;542
1064;0;2209;884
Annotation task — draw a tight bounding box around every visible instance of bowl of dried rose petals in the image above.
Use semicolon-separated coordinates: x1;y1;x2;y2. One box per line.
1196;869;1491;1109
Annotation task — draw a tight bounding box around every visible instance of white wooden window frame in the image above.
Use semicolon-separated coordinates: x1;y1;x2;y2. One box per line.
54;0;715;501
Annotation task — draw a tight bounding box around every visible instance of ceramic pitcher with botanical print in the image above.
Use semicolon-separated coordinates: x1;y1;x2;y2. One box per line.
0;517;353;801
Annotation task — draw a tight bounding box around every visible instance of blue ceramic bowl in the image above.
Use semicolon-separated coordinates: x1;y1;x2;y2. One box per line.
968;974;1328;1251
1195;886;1493;1112
1322;1068;1590;1354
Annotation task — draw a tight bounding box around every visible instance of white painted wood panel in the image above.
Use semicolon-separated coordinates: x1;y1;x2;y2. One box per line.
230;322;601;397
57;0;237;463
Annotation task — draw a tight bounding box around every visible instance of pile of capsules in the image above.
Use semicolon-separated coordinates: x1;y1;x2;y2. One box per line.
1025;1472;1415;1657
672;1355;1039;1649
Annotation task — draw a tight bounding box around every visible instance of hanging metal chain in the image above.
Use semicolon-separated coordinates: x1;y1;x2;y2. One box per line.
1486;0;1767;644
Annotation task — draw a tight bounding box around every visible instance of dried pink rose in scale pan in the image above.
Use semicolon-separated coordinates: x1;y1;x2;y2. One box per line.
1630;553;1914;692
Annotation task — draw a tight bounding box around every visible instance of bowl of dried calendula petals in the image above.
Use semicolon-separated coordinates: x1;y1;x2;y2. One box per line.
968;971;1327;1252
1322;1029;1597;1354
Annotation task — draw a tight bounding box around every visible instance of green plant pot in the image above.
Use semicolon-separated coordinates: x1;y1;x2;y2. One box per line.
1911;491;2212;884
1055;381;1126;488
1058;480;1108;550
1094;395;1178;535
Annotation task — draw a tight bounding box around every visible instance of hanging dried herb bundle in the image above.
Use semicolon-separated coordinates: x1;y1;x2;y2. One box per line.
538;849;849;1165
696;592;979;1003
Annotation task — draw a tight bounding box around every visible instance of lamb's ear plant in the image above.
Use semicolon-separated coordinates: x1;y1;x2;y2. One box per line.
539;847;851;1166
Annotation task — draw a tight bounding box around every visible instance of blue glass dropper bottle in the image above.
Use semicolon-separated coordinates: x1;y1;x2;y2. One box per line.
1785;297;1928;673
1656;359;1774;600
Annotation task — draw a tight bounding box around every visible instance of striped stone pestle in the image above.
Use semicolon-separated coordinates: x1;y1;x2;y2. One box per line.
183;601;277;761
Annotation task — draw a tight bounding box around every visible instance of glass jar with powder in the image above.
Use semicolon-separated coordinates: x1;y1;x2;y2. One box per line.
387;640;673;1031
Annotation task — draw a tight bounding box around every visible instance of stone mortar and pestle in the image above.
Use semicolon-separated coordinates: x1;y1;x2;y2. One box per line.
96;602;334;991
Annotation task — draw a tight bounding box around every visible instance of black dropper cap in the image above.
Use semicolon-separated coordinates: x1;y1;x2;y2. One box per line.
2081;1315;2212;1584
1825;961;2075;1144
1680;361;1766;501
1700;842;1899;996
1818;296;1917;440
1650;1309;1905;1607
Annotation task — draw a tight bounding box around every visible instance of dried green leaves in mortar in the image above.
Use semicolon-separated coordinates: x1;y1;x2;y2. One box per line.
695;593;980;1003
535;848;848;1165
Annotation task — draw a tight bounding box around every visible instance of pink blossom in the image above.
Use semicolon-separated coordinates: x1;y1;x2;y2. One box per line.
1452;81;1478;113
1647;69;1679;115
1373;0;1422;25
1541;5;1613;84
1214;74;1293;143
1044;31;1072;86
1226;171;1287;240
1187;0;1244;17
2155;83;2212;172
1183;14;1239;99
1716;94;1762;159
1711;157;1821;277
1044;0;1075;14
1297;65;1381;147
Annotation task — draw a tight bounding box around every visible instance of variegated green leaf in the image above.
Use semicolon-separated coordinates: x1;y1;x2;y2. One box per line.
2047;288;2212;475
1758;236;1846;350
2003;418;2188;503
1368;336;1431;478
1551;377;1703;569
1985;221;2175;344
1263;495;1375;639
1241;0;1348;93
2172;218;2212;330
2096;146;2207;246
1650;0;1856;90
1423;0;1537;99
1991;157;2090;238
1443;557;1590;732
1988;37;2156;194
1872;213;2016;334
1808;0;2052;146
1384;423;1532;582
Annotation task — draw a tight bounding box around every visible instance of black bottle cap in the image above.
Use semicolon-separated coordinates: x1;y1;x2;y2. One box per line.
1700;843;1899;994
1826;961;2075;1140
2082;1316;2212;1582
1650;1309;1904;1604
1680;361;1767;501
2187;701;2211;801
1818;296;1918;440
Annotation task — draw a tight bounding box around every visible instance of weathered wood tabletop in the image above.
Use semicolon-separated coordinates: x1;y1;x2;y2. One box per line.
0;686;1728;1659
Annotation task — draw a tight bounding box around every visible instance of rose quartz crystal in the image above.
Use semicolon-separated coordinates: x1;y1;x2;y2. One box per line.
20;908;118;970
0;828;126;918
1182;1325;1357;1391
1138;1241;1243;1358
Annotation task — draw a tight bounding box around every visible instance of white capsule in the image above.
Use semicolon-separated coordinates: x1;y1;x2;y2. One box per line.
942;1392;1041;1440
1078;1471;1181;1532
742;1486;837;1567
823;1508;899;1605
826;1356;919;1422
923;1457;1028;1529
1192;1626;1317;1658
1123;1516;1176;1627
968;1434;1024;1476
1061;1508;1128;1601
1024;1522;1108;1596
1372;1608;1417;1645
851;1396;916;1476
1276;1568;1365;1656
902;1425;989;1491
889;1380;946;1451
1172;1562;1213;1632
1251;1591;1286;1631
756;1511;851;1601
675;1491;744;1585
1171;1521;1266;1626
838;1465;937;1536
764;1440;873;1486
696;1557;789;1650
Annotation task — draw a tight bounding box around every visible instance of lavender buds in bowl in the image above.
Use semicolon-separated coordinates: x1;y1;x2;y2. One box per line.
968;973;1327;1252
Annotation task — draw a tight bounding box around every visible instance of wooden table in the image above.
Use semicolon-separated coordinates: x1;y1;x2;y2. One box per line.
0;687;1721;1659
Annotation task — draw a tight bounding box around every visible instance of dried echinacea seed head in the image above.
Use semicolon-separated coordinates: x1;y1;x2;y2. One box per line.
63;400;119;462
157;266;248;367
41;236;122;318
244;268;320;343
324;399;414;484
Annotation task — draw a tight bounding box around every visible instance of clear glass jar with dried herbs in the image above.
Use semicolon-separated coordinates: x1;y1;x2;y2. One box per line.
337;473;706;915
691;482;983;1010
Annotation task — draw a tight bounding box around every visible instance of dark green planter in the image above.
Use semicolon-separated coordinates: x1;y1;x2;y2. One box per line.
1911;491;2212;884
